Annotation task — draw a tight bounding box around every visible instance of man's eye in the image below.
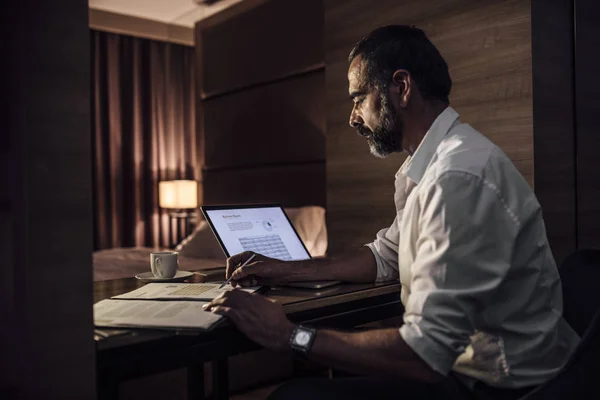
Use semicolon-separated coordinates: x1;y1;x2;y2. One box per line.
354;98;365;106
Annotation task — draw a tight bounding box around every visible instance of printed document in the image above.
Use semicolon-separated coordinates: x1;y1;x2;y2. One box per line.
94;299;223;330
111;283;260;301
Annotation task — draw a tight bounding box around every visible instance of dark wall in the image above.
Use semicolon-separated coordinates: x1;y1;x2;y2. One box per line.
574;0;600;250
0;1;95;398
532;0;577;265
194;0;326;208
532;0;600;265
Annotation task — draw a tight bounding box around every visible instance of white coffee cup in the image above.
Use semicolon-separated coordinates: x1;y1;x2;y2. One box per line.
150;251;179;278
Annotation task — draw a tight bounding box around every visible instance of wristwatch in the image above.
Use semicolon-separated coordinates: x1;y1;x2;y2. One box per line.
289;325;316;354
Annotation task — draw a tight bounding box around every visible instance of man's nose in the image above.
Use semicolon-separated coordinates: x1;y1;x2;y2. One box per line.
349;109;363;128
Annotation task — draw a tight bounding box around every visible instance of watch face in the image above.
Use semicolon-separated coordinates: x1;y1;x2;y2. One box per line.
295;330;311;346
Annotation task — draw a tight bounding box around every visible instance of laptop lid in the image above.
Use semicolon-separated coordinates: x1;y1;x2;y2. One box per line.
200;204;312;261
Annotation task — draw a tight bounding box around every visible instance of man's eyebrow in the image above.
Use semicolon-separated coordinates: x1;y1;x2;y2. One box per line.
349;90;366;99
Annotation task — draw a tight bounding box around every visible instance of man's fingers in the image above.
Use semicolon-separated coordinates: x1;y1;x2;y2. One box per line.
237;277;258;288
203;296;226;311
210;306;237;319
226;254;243;279
234;275;273;288
204;288;251;311
205;293;250;325
226;251;255;278
231;265;248;281
210;305;231;314
203;290;239;310
231;263;262;281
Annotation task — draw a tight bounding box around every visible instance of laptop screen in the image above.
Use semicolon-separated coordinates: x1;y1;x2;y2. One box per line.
201;205;312;261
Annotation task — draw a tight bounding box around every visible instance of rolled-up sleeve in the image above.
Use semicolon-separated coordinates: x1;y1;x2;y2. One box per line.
366;214;401;282
399;171;518;375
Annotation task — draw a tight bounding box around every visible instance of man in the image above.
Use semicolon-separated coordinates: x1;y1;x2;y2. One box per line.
204;25;579;399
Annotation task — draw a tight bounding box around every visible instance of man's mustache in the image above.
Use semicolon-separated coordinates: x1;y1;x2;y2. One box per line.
357;126;373;137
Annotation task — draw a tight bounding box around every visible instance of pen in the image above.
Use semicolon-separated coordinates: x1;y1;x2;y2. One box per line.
218;253;256;289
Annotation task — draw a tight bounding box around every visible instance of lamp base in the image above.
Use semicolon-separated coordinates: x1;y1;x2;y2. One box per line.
167;209;198;248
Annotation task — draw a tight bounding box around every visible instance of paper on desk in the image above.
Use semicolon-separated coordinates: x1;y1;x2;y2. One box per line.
94;299;223;330
111;282;261;301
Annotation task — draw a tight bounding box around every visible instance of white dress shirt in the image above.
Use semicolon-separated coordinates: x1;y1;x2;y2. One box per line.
366;107;579;388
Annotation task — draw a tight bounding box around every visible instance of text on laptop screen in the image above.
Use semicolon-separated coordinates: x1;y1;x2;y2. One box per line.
204;207;311;261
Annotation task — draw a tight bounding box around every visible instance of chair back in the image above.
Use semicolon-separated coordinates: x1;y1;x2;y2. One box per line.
521;310;600;399
558;249;600;336
518;250;600;399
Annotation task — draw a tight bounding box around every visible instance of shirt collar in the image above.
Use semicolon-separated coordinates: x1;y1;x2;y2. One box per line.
400;106;460;184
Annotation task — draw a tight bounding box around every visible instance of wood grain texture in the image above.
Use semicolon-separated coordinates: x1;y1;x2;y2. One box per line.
532;0;577;265
575;0;600;250
1;0;96;397
196;0;324;98
203;70;325;169
201;162;326;208
195;0;326;211
89;8;194;46
325;0;533;253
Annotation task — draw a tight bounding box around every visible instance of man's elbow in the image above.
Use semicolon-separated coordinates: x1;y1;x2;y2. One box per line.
419;366;445;383
390;356;446;382
394;335;446;383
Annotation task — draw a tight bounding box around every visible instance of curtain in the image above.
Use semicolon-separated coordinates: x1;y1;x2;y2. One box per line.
91;30;196;250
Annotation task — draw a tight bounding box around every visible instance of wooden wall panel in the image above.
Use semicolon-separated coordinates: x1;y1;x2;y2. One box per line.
203;71;325;169
532;0;577;265
575;0;600;250
195;0;326;211
89;8;195;46
201;163;326;208
197;0;324;98
1;0;96;397
325;0;533;253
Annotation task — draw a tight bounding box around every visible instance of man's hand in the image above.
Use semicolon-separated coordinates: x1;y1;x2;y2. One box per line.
226;251;293;287
226;247;379;287
203;289;295;351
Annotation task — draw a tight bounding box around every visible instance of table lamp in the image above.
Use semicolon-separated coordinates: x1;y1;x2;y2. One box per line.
159;180;198;247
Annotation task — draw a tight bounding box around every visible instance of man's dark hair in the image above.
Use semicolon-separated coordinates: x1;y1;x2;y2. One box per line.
349;25;452;104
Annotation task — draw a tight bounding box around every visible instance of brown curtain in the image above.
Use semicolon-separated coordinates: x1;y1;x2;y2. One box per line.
91;30;196;250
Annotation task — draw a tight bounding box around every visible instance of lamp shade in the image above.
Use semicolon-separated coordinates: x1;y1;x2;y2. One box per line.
158;180;198;209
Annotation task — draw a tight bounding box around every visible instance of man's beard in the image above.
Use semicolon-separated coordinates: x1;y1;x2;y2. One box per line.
357;94;402;158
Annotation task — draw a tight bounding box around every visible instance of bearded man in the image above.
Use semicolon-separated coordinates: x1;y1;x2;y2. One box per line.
204;25;579;400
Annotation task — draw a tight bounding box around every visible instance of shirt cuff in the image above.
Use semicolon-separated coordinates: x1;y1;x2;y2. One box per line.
399;321;457;376
365;243;398;283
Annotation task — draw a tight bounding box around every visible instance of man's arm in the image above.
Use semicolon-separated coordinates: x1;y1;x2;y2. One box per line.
205;290;443;382
308;328;444;382
228;246;379;285
210;172;517;383
229;215;402;286
285;246;378;283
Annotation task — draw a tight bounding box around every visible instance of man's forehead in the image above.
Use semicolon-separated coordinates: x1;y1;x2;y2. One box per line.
348;57;367;93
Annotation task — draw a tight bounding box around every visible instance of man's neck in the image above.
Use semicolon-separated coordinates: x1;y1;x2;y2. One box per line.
402;102;448;156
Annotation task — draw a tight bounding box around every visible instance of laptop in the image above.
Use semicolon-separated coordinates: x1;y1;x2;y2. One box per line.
201;204;340;289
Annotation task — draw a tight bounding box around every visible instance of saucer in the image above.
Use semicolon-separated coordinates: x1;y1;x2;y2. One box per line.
135;271;194;283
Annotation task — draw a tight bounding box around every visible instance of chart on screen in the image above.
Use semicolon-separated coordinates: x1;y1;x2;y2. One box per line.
238;234;292;260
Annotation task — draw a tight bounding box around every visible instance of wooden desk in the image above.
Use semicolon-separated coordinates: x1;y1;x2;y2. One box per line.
95;269;402;399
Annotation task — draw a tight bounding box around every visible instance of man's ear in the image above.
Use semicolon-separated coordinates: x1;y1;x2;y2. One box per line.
392;69;411;108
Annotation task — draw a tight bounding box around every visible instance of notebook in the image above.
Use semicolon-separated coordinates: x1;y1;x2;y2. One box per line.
94;299;223;330
111;282;259;301
94;283;259;330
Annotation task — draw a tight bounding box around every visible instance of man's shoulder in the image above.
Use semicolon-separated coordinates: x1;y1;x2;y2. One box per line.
429;122;510;182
